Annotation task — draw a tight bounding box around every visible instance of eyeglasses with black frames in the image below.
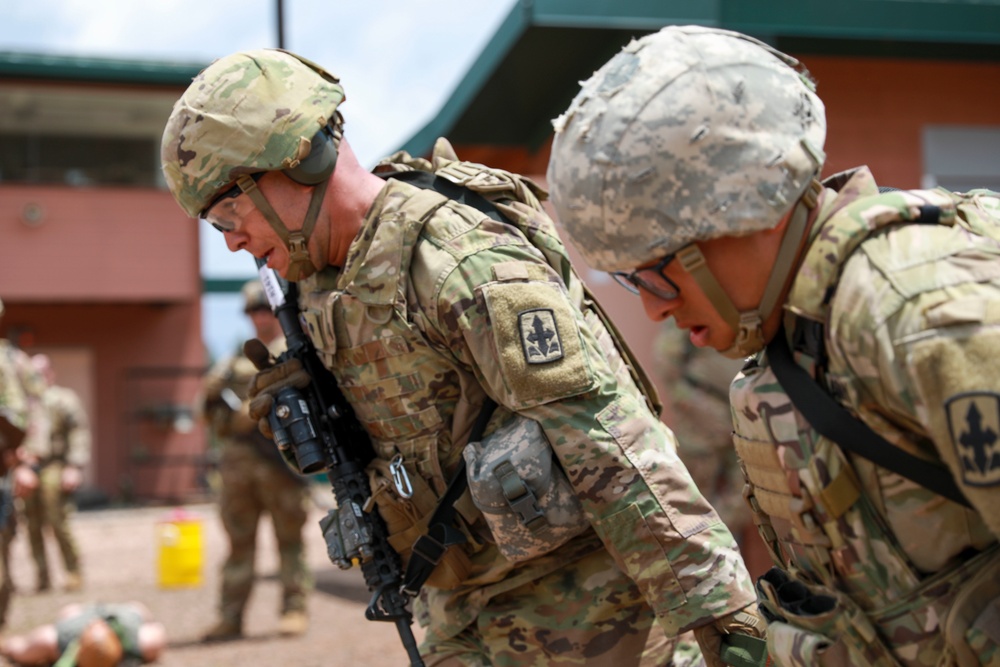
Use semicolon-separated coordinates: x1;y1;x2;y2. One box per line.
610;253;681;301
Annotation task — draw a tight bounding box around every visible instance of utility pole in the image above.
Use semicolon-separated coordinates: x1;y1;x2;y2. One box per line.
276;0;286;49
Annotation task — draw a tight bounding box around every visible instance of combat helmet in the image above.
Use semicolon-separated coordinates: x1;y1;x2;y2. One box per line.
547;26;827;357
241;280;270;313
161;49;345;281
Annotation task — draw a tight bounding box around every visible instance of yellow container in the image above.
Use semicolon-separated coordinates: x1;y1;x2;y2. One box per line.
157;508;203;588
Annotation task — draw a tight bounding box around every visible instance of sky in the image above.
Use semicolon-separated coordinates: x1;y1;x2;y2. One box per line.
1;0;518;359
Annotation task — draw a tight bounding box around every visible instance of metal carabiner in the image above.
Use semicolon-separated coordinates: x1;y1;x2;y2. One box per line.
389;454;414;499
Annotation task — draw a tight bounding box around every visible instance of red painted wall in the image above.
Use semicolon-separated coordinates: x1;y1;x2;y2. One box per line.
1;185;207;502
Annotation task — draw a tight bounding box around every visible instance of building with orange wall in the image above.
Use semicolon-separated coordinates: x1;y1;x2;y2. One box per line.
0;54;207;503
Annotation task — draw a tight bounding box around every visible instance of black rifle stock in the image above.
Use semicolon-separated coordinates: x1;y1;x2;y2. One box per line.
255;263;424;666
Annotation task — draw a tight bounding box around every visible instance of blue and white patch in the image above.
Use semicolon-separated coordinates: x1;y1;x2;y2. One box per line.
518;308;563;364
946;392;1000;487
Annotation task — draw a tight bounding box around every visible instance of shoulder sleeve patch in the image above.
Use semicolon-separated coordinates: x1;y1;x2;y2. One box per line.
479;279;594;409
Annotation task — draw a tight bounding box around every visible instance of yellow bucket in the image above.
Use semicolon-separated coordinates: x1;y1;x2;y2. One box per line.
157;508;204;588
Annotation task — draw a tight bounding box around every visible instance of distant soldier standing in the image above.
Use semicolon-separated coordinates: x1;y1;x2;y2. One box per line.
195;280;311;641
548;25;1000;666
22;353;89;593
0;296;37;628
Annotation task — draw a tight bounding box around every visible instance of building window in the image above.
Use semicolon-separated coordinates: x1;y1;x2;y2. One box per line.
922;125;1000;192
0;84;175;188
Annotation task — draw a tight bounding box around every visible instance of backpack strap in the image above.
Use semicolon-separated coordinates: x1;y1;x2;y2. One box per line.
766;322;971;508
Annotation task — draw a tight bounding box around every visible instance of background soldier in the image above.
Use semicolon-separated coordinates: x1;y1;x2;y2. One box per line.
0;296;39;628
21;353;89;593
548;25;1000;666
195;280;311;641
161;49;761;666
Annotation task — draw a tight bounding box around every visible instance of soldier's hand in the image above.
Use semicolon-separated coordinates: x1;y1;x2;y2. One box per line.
13;463;38;498
693;603;766;667
61;465;83;492
244;338;311;439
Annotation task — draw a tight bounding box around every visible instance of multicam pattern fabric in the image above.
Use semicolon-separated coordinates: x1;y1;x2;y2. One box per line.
546;25;826;272
0;341;27;452
1;341;49;459
197;339;311;624
733;167;1000;666
23;384;90;589
655;322;751;539
296;142;754;663
160;49;345;218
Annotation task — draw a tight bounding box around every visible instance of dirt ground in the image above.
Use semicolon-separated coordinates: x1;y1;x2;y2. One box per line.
3;497;424;666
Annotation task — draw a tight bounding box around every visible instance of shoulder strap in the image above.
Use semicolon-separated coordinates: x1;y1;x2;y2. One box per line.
766;324;971;508
381;170;505;223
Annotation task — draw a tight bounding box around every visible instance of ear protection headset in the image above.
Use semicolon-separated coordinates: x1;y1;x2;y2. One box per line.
283;122;340;186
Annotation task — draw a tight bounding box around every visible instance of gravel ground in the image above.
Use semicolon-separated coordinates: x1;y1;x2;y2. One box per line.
3;498;424;666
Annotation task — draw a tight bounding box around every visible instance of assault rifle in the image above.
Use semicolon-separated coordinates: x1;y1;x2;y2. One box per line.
254;263;424;666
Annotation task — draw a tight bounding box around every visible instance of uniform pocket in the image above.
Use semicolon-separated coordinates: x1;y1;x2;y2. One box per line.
463;415;589;563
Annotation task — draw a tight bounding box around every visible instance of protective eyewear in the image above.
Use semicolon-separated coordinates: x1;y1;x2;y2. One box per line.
201;172;264;232
611;253;680;301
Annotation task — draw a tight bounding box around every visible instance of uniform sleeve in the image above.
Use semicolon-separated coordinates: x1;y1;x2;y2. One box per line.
904;299;1000;540
0;361;27;451
830;224;1000;548
63;389;92;469
427;242;755;634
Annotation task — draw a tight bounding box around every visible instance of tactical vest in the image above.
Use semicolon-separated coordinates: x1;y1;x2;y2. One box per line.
733;185;1000;667
297;154;661;577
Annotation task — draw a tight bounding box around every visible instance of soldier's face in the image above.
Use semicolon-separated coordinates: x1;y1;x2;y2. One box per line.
213;173;319;279
639;231;778;352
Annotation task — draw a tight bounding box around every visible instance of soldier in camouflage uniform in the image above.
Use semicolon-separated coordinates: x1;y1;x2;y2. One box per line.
21;353;89;593
0;296;38;629
160;49;761;666
195;281;311;641
547;25;1000;667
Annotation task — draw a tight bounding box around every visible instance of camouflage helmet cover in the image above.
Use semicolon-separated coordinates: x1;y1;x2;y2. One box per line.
241;280;269;313
547;26;827;272
161;48;345;218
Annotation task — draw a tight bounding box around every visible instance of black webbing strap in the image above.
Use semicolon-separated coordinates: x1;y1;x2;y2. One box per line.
766;325;972;508
382;170;506;224
402;399;497;596
380;169;509;596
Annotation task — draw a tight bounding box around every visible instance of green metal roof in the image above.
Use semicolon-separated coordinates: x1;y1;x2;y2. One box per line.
0;51;205;86
401;0;1000;156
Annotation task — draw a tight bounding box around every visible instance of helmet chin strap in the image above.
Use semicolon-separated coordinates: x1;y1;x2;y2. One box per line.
681;178;822;359
236;174;329;282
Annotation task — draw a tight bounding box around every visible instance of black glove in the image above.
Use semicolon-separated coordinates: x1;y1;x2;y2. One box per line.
244;338;311;439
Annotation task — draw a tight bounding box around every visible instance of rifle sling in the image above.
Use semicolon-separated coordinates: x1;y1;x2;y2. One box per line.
766;324;971;508
402;398;497;596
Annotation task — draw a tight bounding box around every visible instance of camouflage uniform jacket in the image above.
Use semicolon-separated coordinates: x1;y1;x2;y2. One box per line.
0;342;27;455
297;146;754;642
35;385;90;468
198;337;286;443
732;166;1000;666
0;341;48;459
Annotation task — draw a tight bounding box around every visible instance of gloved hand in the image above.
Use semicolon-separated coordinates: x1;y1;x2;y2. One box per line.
244;338;311;439
693;603;766;667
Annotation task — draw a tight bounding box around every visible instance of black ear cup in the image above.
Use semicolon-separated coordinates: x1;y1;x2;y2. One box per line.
284;125;338;185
